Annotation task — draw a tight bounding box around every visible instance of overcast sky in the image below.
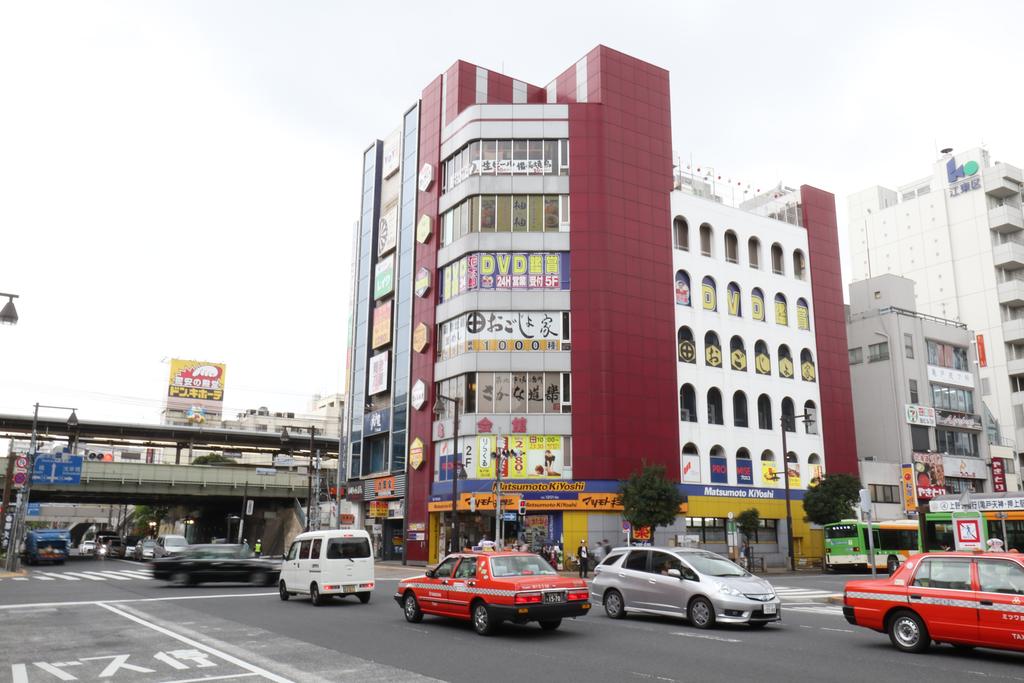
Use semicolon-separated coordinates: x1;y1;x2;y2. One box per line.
2;0;1022;426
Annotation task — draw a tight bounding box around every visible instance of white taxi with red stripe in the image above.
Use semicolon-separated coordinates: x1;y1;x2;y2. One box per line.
844;551;1024;654
395;551;590;635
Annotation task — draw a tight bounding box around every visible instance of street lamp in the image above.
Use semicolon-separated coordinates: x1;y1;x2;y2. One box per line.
5;404;78;571
778;410;814;572
0;293;19;325
434;394;462;555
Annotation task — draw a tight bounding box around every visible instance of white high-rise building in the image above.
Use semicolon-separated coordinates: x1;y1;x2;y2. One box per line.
849;148;1024;454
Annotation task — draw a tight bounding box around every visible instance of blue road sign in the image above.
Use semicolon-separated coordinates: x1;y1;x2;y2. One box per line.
27;503;41;517
32;455;83;485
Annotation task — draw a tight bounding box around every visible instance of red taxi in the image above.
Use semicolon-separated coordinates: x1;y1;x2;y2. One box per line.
395;551;590;635
844;551;1024;654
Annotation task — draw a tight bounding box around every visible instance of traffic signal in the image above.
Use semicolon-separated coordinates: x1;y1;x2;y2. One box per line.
518;499;527;516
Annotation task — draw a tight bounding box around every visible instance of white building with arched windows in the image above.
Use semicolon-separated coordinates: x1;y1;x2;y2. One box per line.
672;189;829;565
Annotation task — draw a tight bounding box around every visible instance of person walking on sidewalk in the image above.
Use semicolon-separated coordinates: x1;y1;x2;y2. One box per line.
577;539;589;579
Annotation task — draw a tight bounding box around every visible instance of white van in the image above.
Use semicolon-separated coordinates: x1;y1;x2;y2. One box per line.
278;529;375;606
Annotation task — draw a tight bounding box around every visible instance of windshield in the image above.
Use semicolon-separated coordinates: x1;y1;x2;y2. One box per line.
489;555;557;577
142;540;157;547
685;552;749;577
165;537;187;547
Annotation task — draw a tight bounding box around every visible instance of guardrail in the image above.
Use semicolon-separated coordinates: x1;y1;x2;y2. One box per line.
0;457;309;498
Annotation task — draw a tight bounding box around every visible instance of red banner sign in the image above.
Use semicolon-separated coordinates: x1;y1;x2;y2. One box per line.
992;458;1007;493
976;334;987;368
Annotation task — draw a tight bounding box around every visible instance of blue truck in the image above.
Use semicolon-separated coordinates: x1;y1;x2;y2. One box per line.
24;528;71;565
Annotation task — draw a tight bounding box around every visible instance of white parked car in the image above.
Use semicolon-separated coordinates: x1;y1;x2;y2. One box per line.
79;540;96;556
154;535;189;558
278;529;375;606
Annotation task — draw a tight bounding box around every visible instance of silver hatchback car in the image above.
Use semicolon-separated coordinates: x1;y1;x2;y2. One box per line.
590;546;781;628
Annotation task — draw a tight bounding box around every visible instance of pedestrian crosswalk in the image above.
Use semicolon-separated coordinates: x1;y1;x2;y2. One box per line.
771;585;841;602
785;605;844;616
0;569;154;583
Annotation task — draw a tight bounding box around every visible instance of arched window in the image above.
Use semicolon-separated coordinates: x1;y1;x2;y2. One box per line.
796;297;811;330
700;222;714;257
781;397;796;431
800;349;816;382
707;388;724;425
808;453;823;486
673;216;689;251
778;344;794;378
674;270;691;306
704;331;722;368
733;391;748;427
677;326;696;363
701;275;717;311
754;340;770;375
748;237;761;270
724;230;739;264
757;394;772;430
785;451;799;488
730;335;747;371
709;445;728;483
726;281;741;316
682;443;700;482
679;384;697;422
736;448;753;485
771;242;784;275
751;287;766;322
774;292;788;326
793;249;806;280
760;449;777;487
804;400;818;434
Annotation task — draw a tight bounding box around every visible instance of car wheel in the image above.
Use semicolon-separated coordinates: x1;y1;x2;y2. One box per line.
472;601;497;636
603;589;627;619
539;619;562;631
171;572;191;588
310;583;326;606
403;593;423;623
279;581;290;601
688;596;716;629
357;592;371;604
888;610;930;653
886;556;900;575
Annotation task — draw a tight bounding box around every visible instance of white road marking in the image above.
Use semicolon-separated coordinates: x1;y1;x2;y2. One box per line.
0;592;277;610
40;573;79;581
88;571;133;581
12;577;28;581
159;674;258;683
786;606;844;616
671;631;742;643
97;602;294;683
33;576;55;581
820;627;854;633
60;572;106;581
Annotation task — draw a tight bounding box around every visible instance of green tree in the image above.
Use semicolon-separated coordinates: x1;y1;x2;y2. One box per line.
619;462;685;532
191;453;235;466
132;505;169;535
736;508;760;569
802;473;862;526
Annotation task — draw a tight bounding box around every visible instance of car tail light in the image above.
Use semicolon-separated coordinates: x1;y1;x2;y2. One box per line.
515;592;543;604
568;590;590;601
359;583;374;589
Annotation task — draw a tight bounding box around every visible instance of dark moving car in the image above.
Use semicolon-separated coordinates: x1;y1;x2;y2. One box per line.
152;544;279;587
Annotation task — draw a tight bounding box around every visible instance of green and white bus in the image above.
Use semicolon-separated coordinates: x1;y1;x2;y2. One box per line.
824;519;920;573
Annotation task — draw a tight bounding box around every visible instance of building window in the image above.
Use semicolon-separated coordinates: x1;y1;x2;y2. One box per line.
945;476;979;494
757;394;772;430
909;379;919;404
936;429;980;457
754;340;770;375
702;276;717;311
870;484;900;504
680;384;697;422
673;216;689;251
771;243;784;275
800;349;816;382
724;230;739;264
751;287;766;322
469;372;569;414
804;400;817;434
677;326;696;363
441;193;569;244
700;223;714;257
848;347;863;364
926;341;969;371
730;336;747;372
705;331;722;368
868;341;889;362
733;391;749;428
781;397;796;432
792;250;806;280
931;384;974;413
904;333;914;359
778;344;794;379
910;425;930;451
441;138;568;194
727;282;741;317
748;237;761;269
774;293;788;326
675;270;692;306
796;298;810;330
707;388;724;425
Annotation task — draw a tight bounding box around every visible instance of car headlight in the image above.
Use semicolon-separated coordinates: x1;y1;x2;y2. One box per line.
714;581;745;598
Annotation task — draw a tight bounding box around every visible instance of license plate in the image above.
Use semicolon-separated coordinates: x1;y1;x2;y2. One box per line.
543;592;566;604
763;603;777;615
343;585;356;594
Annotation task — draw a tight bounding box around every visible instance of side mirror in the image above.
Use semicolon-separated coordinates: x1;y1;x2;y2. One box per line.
667;568;682;578
425;566;436;578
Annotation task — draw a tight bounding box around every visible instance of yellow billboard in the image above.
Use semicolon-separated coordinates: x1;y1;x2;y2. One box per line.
167;359;226;402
